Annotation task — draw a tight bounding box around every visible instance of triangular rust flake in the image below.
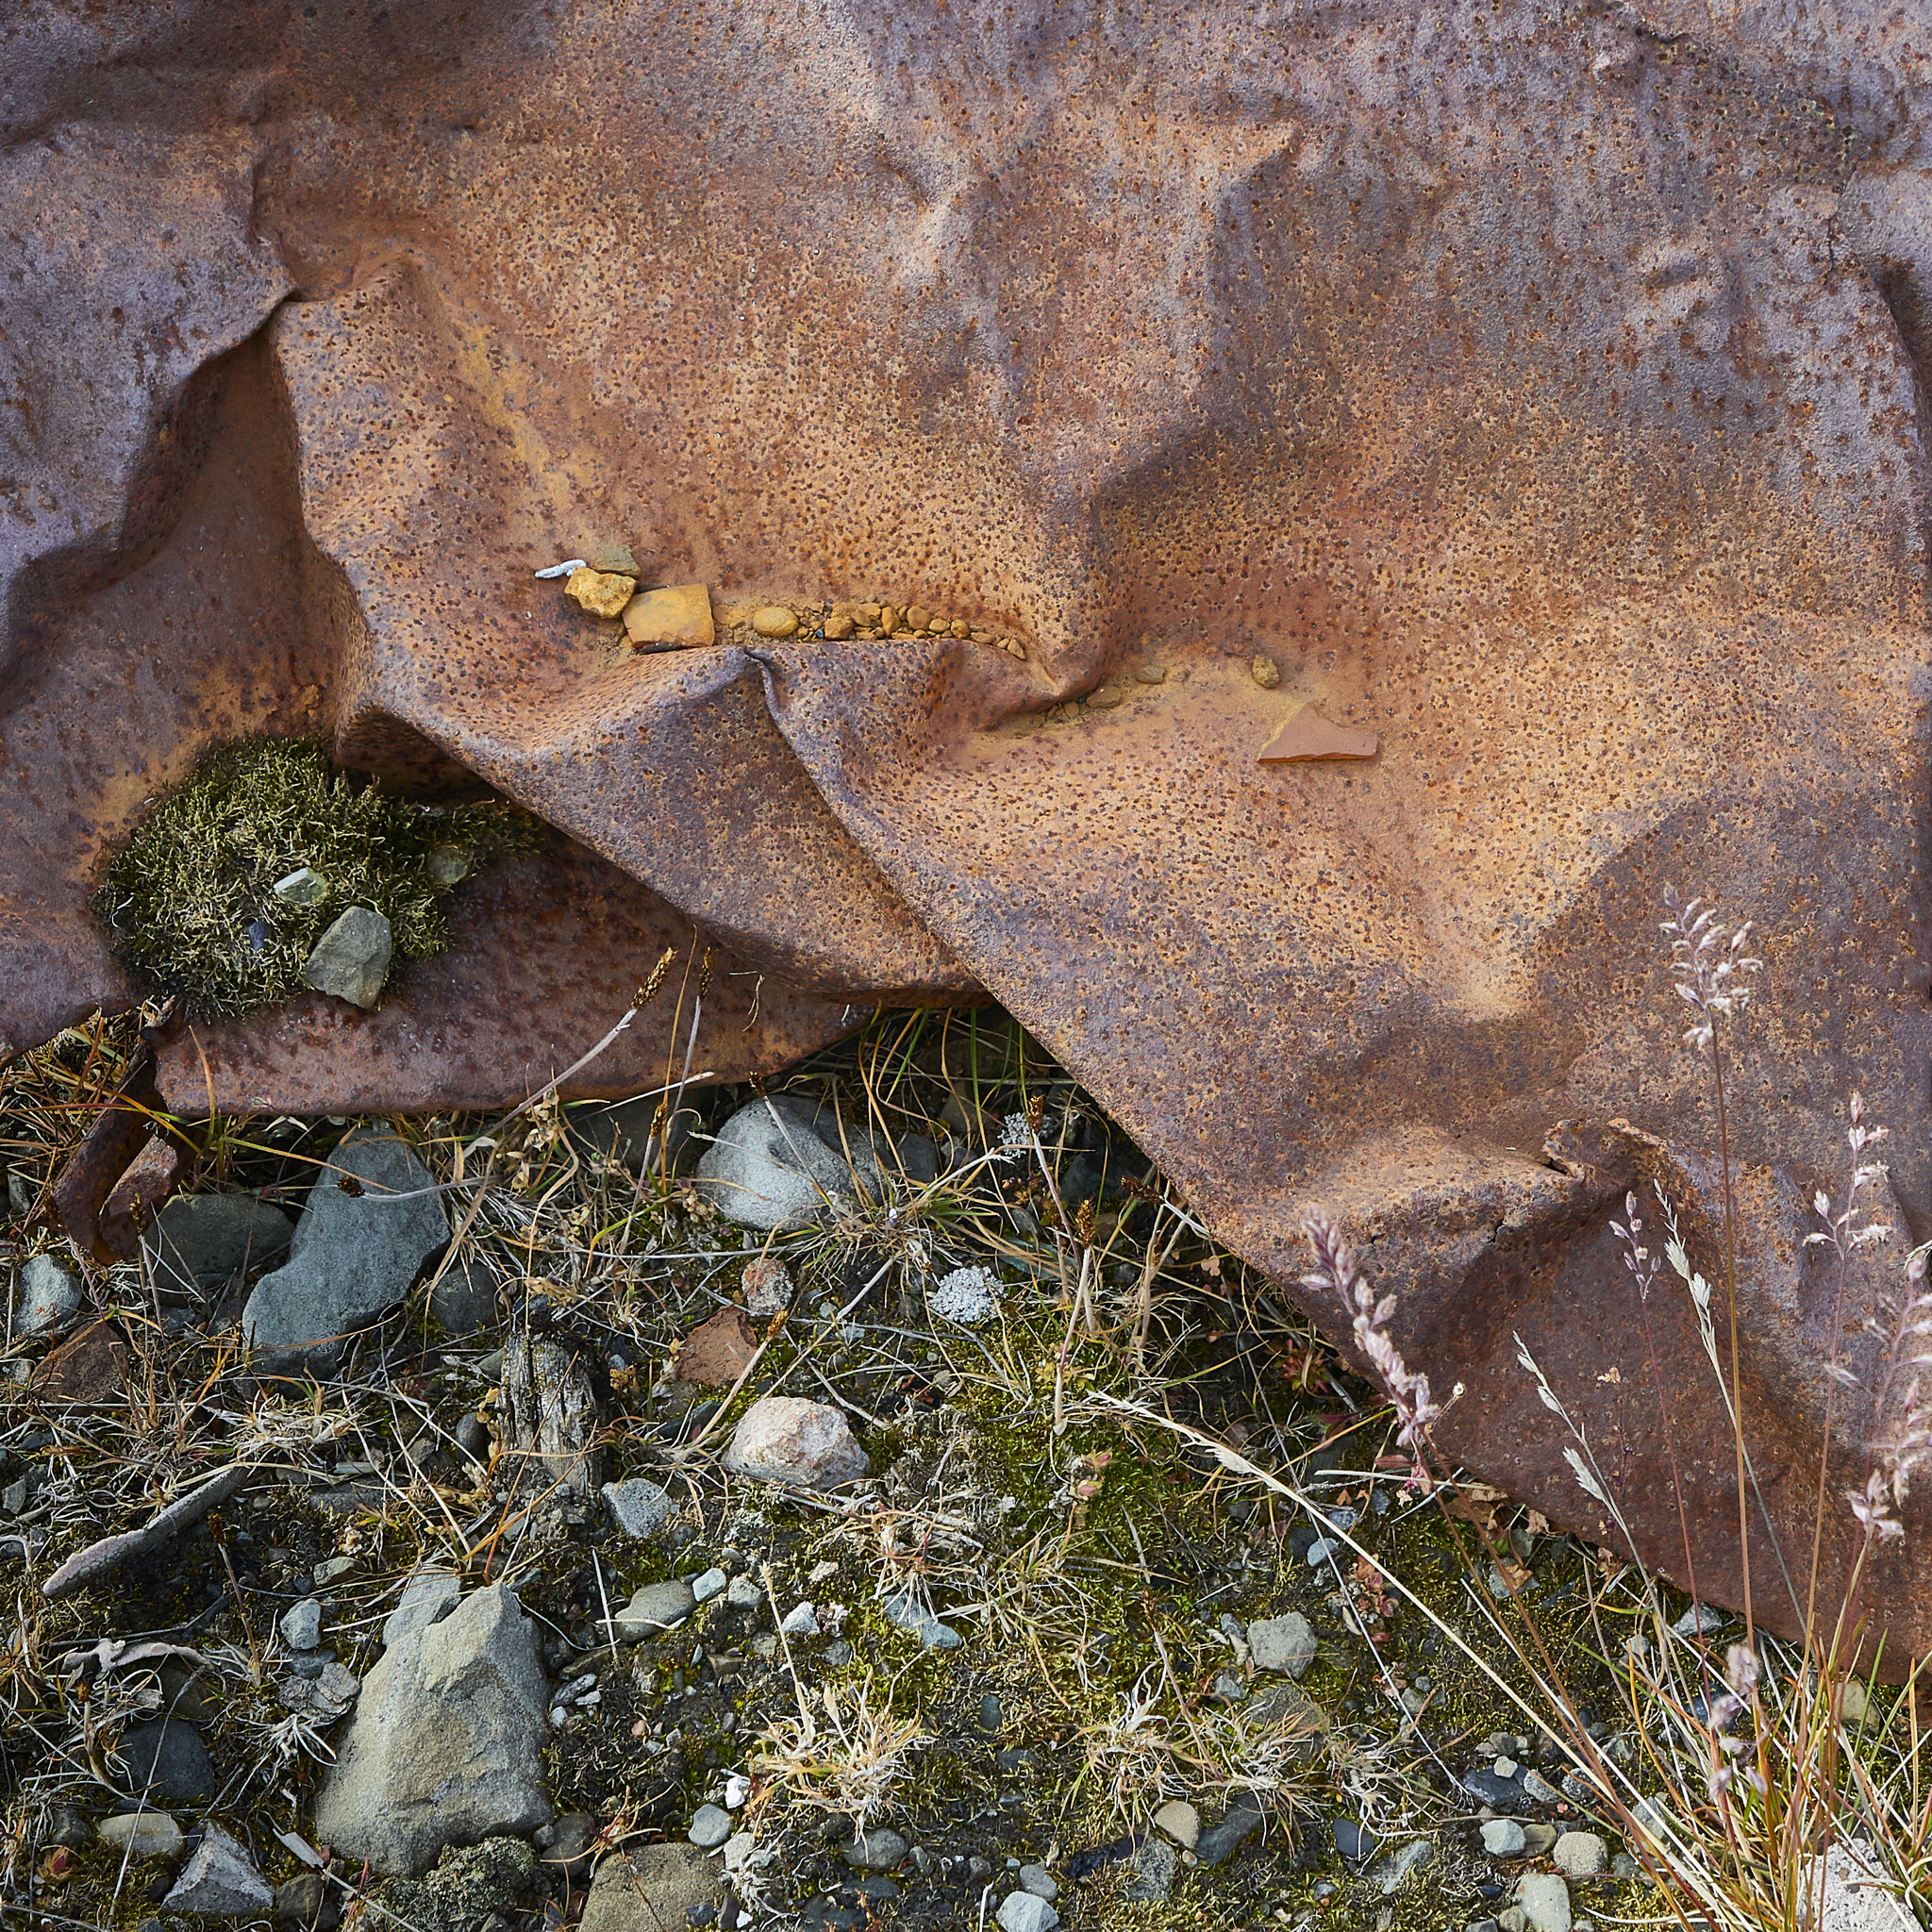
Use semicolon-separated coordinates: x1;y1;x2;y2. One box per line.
1257;704;1379;763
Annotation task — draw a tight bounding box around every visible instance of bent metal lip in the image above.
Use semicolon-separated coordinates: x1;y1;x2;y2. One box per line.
5;0;1932;1657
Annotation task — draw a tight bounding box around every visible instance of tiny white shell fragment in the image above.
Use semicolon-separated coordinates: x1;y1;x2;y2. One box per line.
534;558;590;579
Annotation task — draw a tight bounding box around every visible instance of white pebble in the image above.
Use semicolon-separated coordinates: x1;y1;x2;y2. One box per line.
534;558;589;579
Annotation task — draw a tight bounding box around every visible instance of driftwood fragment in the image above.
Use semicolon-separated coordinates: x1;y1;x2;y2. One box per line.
42;1463;252;1601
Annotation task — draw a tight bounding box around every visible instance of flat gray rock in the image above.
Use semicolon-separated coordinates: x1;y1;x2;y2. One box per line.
280;1598;323;1650
694;1095;889;1229
116;1718;213;1807
303;906;393;1008
602;1477;675;1540
16;1254;82;1336
723;1395;870;1491
1124;1836;1177;1902
580;1843;723;1932
312;1582;552;1877
997;1894;1059;1932
242;1128;447;1367
688;1804;731;1849
1247;1611;1317;1677
610;1579;694;1640
1515;1873;1573;1932
162;1823;274;1916
145;1193;293;1298
427;1254;498;1335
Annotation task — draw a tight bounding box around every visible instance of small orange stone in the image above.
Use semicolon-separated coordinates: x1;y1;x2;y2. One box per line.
624;583;715;651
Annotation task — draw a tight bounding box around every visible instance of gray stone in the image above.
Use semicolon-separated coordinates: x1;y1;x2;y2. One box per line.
1124;1836;1176;1902
313;1661;360;1708
273;1874;325;1925
1017;1863;1057;1900
98;1812;184;1858
44;1803;92;1850
242;1128;447;1367
1516;1874;1574;1932
1553;1831;1606;1878
996;1893;1060;1932
1673;1602;1726;1637
1483;1818;1527;1856
1371;1839;1433;1893
580;1843;724;1932
303;906;393;1008
611;1579;695;1640
145;1193;293;1298
1808;1839;1919;1930
17;1253;83;1335
384;1560;463;1654
428;1254;498;1336
1521;1824;1560;1857
273;866;329;906
1153;1800;1199;1848
312;1582;552;1876
1247;1610;1317;1677
881;1593;960;1648
116;1719;213;1807
162;1823;274;1916
841;1827;908;1870
1195;1794;1267;1866
724;1394;870;1490
601;1477;675;1539
695;1095;890;1229
1522;1768;1563;1806
425;845;472;886
1244;1679;1328;1757
688;1804;732;1849
280;1597;323;1650
691;1567;726;1603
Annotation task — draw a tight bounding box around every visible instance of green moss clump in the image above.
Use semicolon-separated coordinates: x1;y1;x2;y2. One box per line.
95;737;536;1019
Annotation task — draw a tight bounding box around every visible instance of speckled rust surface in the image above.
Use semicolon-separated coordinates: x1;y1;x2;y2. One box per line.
6;0;1932;1650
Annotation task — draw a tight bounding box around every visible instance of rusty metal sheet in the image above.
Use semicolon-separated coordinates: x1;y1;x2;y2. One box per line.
5;0;1932;1655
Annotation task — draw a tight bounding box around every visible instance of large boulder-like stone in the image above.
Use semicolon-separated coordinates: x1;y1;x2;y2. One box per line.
312;1582;552;1876
242;1129;447;1366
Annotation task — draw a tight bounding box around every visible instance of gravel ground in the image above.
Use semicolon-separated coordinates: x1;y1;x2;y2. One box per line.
0;1008;1670;1932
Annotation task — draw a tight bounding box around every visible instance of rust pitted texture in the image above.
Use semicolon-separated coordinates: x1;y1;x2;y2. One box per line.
5;0;1932;1653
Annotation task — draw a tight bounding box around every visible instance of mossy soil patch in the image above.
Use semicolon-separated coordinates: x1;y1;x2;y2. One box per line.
95;736;535;1019
2;1009;1674;1932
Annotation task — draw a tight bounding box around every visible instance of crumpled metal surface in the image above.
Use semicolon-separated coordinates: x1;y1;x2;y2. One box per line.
6;0;1932;1652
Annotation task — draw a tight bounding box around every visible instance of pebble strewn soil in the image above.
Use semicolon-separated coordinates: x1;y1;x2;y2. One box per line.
1;1008;1671;1932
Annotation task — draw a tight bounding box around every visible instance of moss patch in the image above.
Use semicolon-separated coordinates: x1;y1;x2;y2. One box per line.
95;737;536;1019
